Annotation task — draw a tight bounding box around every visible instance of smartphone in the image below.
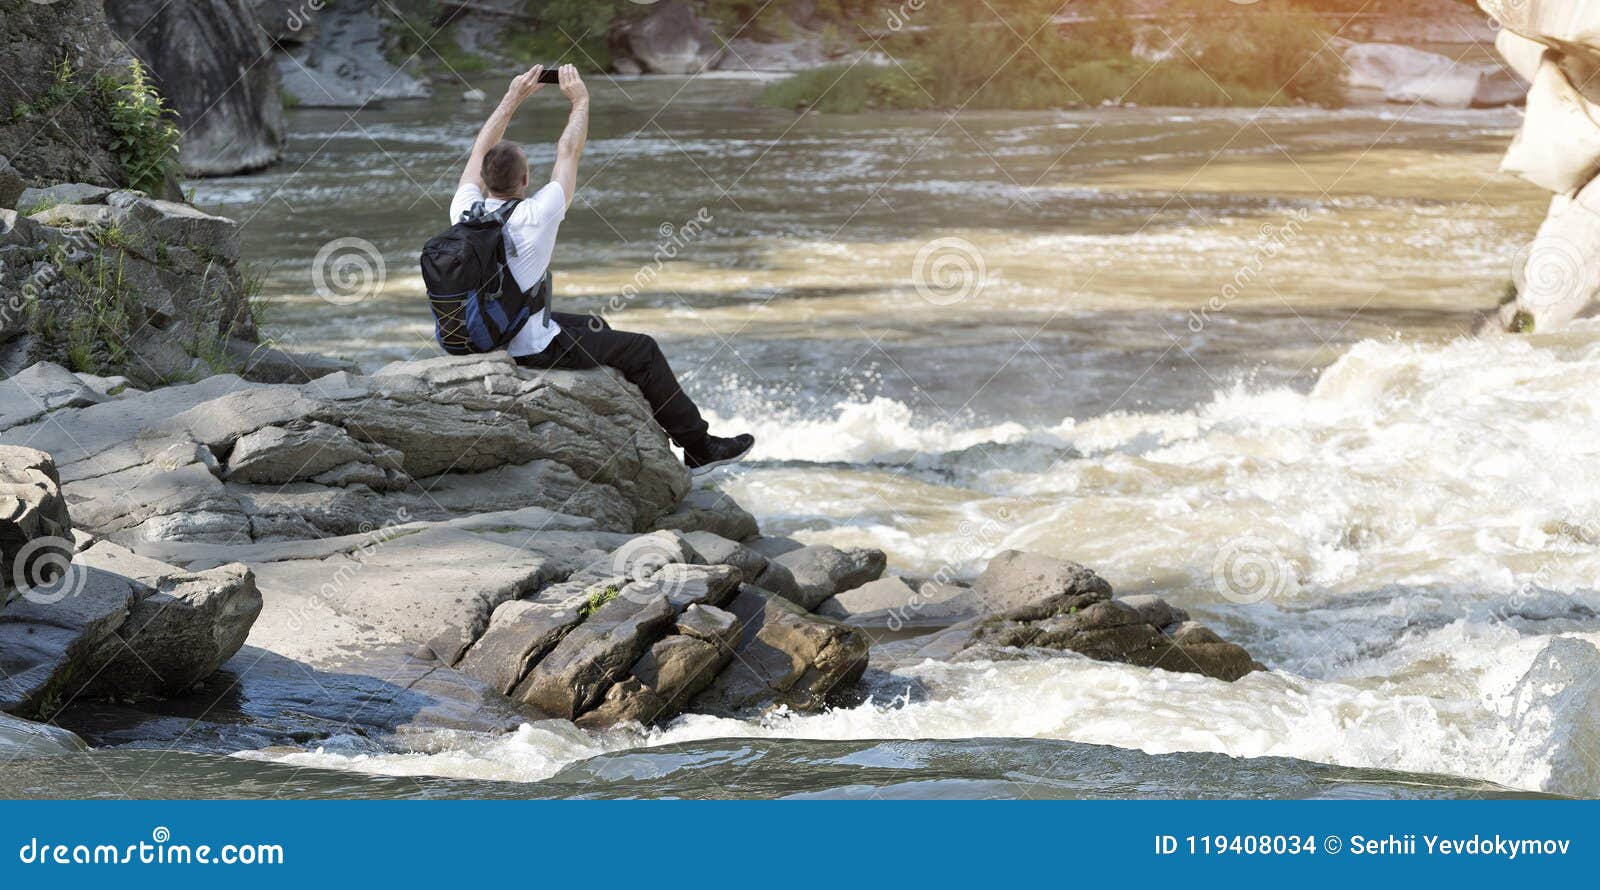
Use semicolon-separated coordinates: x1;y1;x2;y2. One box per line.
537;68;561;84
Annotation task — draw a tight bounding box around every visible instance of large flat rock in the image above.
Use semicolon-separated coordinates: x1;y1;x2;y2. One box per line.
0;356;692;548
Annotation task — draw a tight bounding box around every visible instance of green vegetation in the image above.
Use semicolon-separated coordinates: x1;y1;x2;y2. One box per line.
762;63;933;112
763;0;1345;112
385;1;632;75
44;250;141;376
94;61;181;194
579;586;620;619
3;58;80;125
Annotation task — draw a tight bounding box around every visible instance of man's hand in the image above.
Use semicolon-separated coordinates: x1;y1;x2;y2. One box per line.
558;64;588;106
506;64;545;105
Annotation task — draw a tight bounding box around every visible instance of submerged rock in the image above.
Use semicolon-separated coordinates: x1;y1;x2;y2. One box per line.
876;551;1262;683
0;712;85;757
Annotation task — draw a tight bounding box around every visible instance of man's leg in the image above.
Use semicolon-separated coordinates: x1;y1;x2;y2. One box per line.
517;319;710;450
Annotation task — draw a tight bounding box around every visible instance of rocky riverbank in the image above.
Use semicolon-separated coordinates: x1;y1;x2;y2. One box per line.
0;349;1262;757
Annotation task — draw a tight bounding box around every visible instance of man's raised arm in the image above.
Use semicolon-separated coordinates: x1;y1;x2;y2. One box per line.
550;64;589;208
460;64;545;190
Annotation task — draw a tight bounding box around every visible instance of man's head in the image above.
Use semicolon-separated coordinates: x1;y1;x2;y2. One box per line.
482;141;529;198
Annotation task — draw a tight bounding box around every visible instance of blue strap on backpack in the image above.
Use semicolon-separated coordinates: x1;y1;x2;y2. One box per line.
420;200;552;355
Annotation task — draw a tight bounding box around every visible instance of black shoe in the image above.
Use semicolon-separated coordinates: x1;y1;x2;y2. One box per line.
684;433;755;476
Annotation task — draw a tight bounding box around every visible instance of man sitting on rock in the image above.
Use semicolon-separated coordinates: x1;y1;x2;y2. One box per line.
449;64;754;475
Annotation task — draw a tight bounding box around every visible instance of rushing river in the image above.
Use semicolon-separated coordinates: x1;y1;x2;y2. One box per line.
25;74;1594;798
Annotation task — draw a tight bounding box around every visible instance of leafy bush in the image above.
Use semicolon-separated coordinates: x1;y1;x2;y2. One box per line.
760;63;933;112
762;0;1343;111
94;62;180;194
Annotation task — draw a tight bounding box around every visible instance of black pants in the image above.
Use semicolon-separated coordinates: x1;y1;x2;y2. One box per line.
515;312;709;450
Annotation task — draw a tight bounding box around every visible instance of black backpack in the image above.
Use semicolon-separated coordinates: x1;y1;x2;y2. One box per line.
421;200;552;355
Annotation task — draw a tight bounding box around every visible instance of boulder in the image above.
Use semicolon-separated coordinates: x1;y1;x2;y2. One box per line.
105;0;286;176
228;340;362;384
72;542;263;699
0;191;258;384
971;549;1113;614
0;355;693;548
1342;42;1523;109
692;585;871;715
744;535;806;559
514;591;678;719
0;565;135;715
765;544;887;611
275;4;431;107
620;0;726;75
682;530;769;582
0;712;85;757
577;604;741;728
875;551;1262;683
0;446;74;604
17;183;113;211
0;156;24;210
817;575;982;630
649;487;760;540
0;1;133;187
456;598;585;695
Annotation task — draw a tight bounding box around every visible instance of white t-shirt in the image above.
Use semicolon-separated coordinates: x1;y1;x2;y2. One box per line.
447;180;566;356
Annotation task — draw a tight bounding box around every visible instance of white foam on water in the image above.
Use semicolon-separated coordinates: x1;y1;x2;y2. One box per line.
236;325;1600;798
244;629;1600;795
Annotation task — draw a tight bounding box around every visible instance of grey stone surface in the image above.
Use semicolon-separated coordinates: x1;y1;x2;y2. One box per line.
649;487;760;541
514;592;677;719
0;445;74;603
0;190;258;386
693;585;871;715
0;156;23;210
455;598;584;695
72;542;262;699
971;549;1114;616
683;530;769;581
2;355;693;548
275;5;431;107
621;0;726;74
106;0;285;175
875;552;1261;683
766;544;887;611
0;712;85;757
817;575;981;629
